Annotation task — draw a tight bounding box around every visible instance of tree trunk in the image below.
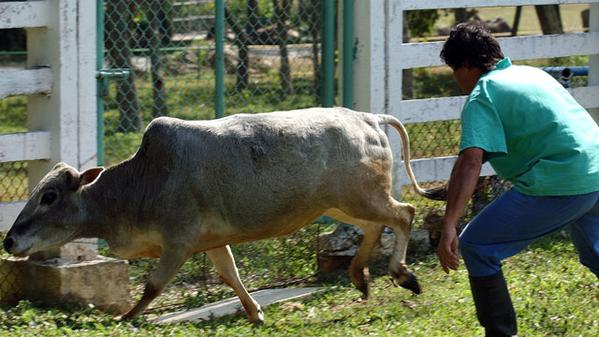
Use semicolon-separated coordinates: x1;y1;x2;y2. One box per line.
511;6;523;36
225;8;249;91
247;0;259;43
454;8;469;25
149;0;167;118
453;8;478;25
535;5;563;34
309;0;321;104
105;0;141;132
274;0;292;96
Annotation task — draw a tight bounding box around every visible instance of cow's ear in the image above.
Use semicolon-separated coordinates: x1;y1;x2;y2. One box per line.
80;167;105;186
64;167;81;191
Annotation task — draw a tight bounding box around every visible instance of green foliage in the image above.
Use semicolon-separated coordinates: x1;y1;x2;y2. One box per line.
102;71;317;164
104;132;143;165
0;96;27;133
228;0;275;25
407;10;440;37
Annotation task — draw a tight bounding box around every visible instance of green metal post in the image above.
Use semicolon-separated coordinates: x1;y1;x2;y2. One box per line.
96;0;105;166
215;0;225;118
342;0;353;108
321;0;334;107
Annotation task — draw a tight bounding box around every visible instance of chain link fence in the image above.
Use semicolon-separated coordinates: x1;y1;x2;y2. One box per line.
100;0;327;306
102;0;323;165
3;3;583;310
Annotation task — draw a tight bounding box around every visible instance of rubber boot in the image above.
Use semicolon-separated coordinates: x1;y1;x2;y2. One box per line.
469;270;518;337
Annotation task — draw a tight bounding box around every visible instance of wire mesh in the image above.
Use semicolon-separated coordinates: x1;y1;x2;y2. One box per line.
0;89;29;302
0;161;27;304
101;0;325;297
102;0;323;166
0;240;21;306
0;2;535;308
0;162;28;203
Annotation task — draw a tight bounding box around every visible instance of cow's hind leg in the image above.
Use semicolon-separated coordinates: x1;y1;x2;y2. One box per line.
206;245;264;323
384;199;421;294
324;209;385;299
333;197;421;295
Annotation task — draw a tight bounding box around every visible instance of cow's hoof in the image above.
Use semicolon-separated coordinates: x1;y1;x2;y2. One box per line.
248;309;265;325
358;284;369;300
353;276;369;299
350;266;370;299
399;273;421;295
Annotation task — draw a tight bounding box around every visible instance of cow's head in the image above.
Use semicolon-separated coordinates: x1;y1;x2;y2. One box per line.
3;162;104;257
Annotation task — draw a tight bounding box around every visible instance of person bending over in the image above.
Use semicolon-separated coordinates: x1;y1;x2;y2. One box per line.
437;21;599;337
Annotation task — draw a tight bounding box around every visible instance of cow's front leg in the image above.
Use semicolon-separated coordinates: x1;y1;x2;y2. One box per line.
206;245;264;323
120;247;189;320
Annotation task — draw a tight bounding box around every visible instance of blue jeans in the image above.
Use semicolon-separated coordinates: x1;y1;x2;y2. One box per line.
459;189;599;277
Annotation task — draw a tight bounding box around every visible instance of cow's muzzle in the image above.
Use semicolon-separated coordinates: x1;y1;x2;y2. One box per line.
3;236;15;253
3;236;30;256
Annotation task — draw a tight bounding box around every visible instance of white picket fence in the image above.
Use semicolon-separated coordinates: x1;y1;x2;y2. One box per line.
0;0;97;231
350;0;599;193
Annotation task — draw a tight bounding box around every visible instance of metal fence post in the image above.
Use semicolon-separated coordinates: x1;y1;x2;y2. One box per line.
96;0;105;166
215;0;225;119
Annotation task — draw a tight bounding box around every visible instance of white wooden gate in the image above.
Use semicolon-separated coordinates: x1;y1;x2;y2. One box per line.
349;0;599;194
0;0;97;231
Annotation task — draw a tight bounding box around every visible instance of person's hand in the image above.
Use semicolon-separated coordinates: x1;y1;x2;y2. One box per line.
436;226;459;273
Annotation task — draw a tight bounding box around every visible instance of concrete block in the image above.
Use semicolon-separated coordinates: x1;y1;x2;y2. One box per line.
0;255;130;314
29;240;98;263
317;225;433;272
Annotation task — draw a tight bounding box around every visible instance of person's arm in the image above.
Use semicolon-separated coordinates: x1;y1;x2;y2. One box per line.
436;147;484;273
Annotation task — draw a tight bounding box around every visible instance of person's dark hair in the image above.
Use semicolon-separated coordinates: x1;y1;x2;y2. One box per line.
440;21;504;72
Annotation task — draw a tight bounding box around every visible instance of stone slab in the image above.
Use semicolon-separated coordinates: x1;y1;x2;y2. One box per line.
0;256;130;314
156;287;325;324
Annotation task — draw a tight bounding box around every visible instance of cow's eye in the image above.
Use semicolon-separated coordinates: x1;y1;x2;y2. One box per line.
40;191;58;205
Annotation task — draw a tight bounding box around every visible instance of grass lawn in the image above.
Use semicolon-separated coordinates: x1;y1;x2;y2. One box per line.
0;234;596;336
1;5;597;336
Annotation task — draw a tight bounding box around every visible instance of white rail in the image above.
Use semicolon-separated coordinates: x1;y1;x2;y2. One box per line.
0;68;53;100
0;132;51;163
398;33;599;69
398;157;496;185
396;86;599;124
399;0;599;11
0;1;51;29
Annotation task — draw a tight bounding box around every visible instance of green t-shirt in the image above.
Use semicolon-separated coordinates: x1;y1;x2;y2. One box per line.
460;58;599;196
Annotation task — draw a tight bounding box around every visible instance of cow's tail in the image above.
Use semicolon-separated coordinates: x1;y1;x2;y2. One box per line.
377;114;448;201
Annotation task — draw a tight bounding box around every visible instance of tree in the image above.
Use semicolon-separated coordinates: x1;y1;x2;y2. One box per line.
294;0;320;102
452;8;478;25
148;0;168;118
404;10;441;99
247;0;260;42
535;5;563;34
105;0;141;132
511;6;523;36
225;7;250;91
273;0;293;96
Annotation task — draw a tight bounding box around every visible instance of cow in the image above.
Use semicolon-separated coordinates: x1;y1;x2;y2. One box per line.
3;107;443;322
